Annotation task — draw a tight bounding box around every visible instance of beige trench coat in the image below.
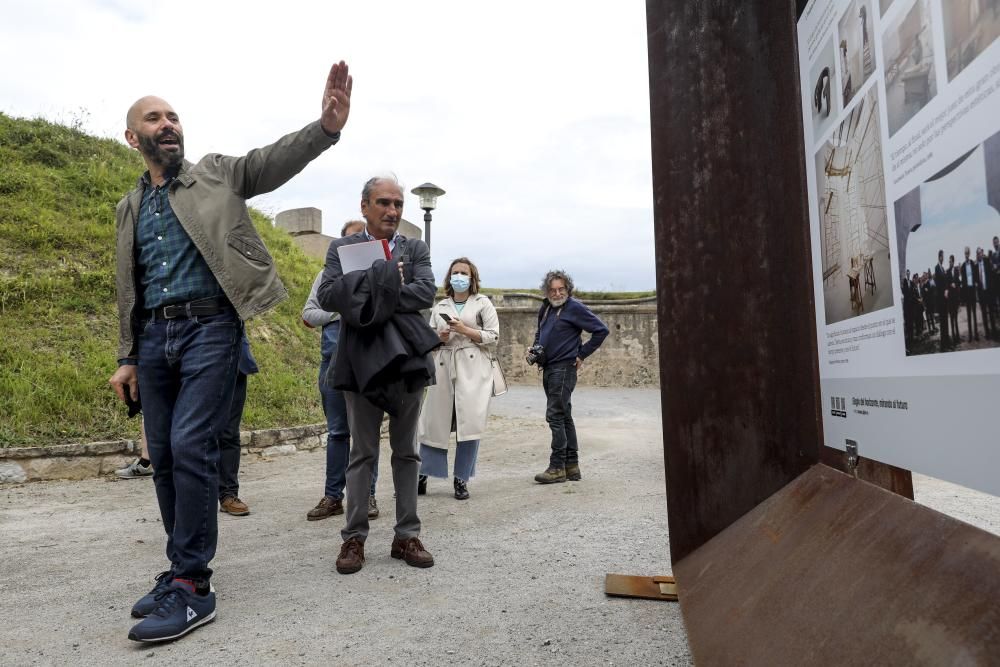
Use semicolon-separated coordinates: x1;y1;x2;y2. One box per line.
417;294;500;448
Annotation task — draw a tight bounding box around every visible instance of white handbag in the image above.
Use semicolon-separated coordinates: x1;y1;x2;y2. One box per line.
490;357;508;397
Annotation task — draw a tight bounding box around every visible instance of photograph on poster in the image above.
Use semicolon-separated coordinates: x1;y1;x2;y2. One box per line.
883;0;937;136
942;0;1000;82
815;87;894;325
839;0;878;108
894;130;1000;356
811;37;839;143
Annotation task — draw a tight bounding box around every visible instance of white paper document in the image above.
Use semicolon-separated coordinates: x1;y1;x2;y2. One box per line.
337;239;391;273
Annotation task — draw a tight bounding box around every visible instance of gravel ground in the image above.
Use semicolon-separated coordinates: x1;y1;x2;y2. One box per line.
0;386;689;666
1;385;995;666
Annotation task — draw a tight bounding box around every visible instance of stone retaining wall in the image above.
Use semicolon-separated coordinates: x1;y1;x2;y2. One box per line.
0;424;332;485
1;296;659;484
494;302;659;387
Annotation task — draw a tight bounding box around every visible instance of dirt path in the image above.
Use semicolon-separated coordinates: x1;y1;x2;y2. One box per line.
2;385;995;665
0;386;689;666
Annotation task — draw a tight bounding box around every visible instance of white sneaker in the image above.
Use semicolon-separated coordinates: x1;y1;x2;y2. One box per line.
116;458;153;479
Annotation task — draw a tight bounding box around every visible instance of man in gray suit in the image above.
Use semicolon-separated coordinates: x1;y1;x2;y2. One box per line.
318;175;438;574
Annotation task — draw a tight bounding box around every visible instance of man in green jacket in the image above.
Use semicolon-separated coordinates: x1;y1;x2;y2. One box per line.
108;61;353;643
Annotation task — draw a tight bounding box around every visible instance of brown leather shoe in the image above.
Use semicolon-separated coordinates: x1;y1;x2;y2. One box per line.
220;496;250;516
307;496;343;521
336;537;365;574
534;467;566;484
565;464;582;481
390;536;435;568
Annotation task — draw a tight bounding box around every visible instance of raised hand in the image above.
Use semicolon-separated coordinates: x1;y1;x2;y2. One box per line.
321;61;353;135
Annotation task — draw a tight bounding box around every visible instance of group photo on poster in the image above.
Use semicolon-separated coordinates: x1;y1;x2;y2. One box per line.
894;129;1000;355
814;86;894;325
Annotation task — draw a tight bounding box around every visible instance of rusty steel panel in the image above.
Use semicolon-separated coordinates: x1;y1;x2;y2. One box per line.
819;445;914;499
646;0;823;562
675;464;1000;665
646;0;913;564
604;574;678;601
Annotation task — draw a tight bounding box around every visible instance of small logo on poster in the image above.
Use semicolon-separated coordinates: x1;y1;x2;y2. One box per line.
830;396;847;418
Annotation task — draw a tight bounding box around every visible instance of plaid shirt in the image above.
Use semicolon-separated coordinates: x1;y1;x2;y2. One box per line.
135;172;222;310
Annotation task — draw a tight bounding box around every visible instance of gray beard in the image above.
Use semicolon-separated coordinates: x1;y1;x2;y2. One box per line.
549;296;567;308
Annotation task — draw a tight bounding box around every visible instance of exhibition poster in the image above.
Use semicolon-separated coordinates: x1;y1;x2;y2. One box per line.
798;0;1000;495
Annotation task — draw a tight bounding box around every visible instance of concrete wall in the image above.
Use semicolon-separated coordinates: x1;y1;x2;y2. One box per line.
398;219;422;240
275;207;323;235
270;209;658;387
1;298;658;484
276;208;423;262
0;425;335;484
293;233;335;261
494;300;659;387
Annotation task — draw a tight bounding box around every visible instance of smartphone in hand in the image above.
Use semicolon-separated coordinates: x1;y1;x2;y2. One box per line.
439;313;453;322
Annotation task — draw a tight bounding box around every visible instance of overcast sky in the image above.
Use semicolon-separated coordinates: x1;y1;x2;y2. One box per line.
907;146;1000;275
0;0;656;291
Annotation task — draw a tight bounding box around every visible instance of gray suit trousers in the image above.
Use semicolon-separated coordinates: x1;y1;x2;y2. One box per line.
341;390;423;542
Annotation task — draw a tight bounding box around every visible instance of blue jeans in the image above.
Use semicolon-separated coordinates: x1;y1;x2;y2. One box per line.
320;322;377;499
543;361;578;469
138;308;241;583
420;440;480;481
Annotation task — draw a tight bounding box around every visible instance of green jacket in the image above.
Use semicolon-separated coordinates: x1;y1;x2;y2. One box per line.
115;120;338;361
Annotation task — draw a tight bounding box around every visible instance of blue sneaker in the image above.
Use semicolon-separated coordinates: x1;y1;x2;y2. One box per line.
131;570;175;618
127;581;216;642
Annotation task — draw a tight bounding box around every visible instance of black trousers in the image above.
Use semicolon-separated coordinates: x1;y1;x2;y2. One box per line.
218;371;248;501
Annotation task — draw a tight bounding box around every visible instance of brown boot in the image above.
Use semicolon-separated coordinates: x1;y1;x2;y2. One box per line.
220;496;250;516
390;536;435;568
307;496;343;521
336;537;365;574
565;464;582;481
534;467;566;484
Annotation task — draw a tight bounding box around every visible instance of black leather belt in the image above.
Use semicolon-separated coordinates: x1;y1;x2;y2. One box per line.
147;295;231;320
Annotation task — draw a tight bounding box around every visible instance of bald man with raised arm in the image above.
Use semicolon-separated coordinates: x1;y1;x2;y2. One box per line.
108;62;352;643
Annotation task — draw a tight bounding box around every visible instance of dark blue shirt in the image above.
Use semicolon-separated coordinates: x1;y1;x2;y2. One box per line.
535;297;609;366
135;172;222;310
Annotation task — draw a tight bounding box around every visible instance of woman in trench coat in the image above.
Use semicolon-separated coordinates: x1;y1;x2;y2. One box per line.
417;257;499;499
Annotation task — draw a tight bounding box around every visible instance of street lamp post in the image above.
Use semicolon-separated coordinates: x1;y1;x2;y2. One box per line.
410;182;446;250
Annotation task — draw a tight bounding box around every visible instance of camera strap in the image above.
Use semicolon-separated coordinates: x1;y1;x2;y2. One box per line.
539;304;563;326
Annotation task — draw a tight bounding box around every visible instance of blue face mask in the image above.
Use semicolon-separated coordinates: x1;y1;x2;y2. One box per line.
450;274;471;293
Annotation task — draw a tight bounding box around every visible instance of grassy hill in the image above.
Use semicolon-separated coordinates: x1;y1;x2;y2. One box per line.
0;113;327;446
0;114;657;448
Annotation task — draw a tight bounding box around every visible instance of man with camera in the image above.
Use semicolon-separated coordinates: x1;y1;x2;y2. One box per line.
529;270;609;484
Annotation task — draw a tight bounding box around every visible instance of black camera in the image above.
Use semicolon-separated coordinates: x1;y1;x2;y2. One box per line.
526;344;547;367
